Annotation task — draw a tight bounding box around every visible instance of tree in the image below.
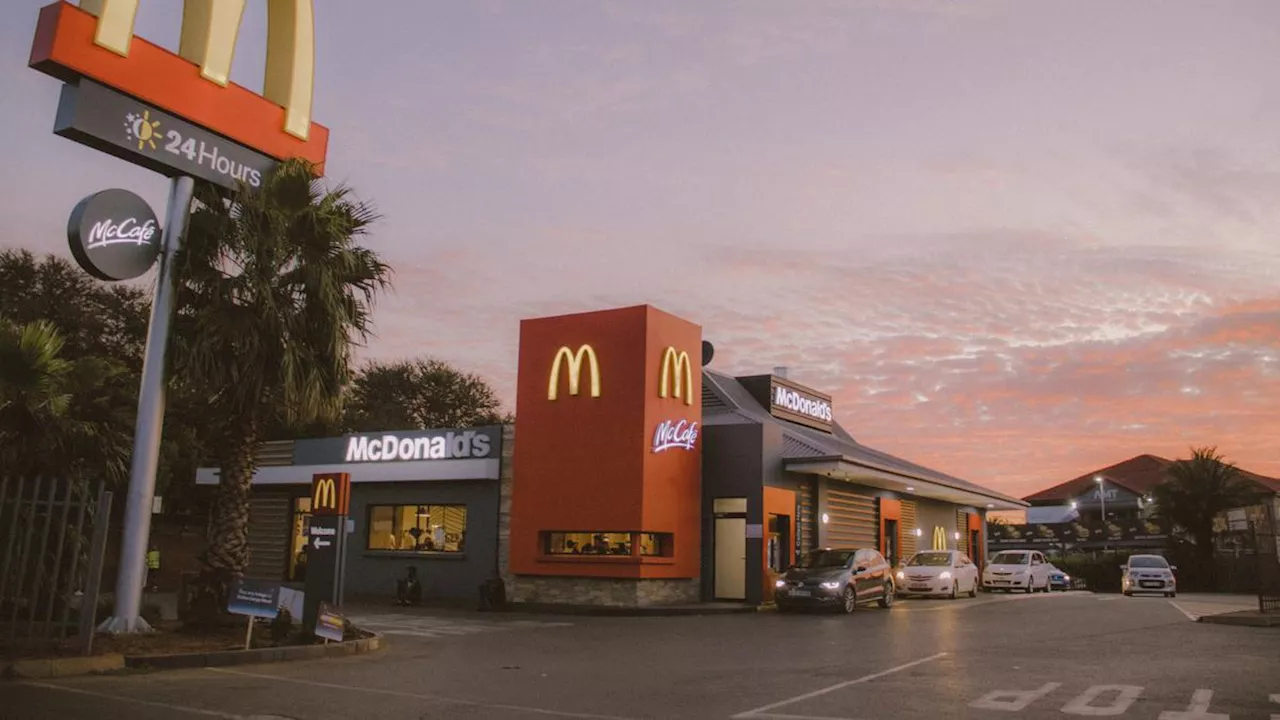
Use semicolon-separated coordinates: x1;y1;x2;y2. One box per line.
1151;447;1269;565
0;318;132;484
343;358;506;433
170;158;390;587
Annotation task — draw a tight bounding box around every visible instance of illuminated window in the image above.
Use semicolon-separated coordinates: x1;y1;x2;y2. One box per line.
542;532;672;557
288;496;312;581
367;504;467;553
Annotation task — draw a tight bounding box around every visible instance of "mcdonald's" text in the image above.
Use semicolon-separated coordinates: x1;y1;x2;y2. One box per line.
344;431;492;463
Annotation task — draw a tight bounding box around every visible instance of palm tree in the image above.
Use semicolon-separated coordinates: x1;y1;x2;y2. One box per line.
171;158;391;587
1151;447;1269;565
0;318;132;483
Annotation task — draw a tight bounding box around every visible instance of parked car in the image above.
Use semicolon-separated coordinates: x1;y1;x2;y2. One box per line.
981;549;1053;593
894;549;979;599
1121;554;1177;597
1046;564;1071;591
775;547;896;613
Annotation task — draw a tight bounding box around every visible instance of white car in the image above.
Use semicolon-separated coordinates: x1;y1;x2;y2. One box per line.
981;549;1053;593
1121;554;1177;597
895;550;979;599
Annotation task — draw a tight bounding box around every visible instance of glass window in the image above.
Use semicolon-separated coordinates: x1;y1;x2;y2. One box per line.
288;496;312;581
367;504;466;553
799;549;855;568
543;532;672;557
1128;556;1169;568
991;551;1031;565
909;551;953;567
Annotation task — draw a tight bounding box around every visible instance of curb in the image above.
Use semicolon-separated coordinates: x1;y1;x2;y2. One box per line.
499;602;762;617
5;653;125;679
123;632;384;670
1196;613;1280;628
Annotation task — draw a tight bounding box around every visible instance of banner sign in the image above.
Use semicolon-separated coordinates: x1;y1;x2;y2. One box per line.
293;426;503;465
54;80;278;192
988;519;1169;546
66;188;160;281
315;601;345;642
227;579;282;619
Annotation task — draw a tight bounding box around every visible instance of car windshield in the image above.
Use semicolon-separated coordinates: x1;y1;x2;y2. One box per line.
908;552;952;567
800;550;854;569
1129;556;1169;568
991;552;1030;565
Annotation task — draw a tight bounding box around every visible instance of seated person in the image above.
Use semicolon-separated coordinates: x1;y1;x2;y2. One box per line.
395;566;422;606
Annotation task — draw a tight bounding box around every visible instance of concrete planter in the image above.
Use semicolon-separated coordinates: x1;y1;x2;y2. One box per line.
123;632;384;670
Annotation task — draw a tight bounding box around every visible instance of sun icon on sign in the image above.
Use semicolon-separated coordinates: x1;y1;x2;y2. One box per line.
123;110;161;150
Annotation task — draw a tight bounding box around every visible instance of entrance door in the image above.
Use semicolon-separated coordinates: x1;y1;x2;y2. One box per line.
714;517;747;600
884;518;900;568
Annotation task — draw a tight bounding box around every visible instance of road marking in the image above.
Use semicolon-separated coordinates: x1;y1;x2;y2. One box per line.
969;682;1061;711
1062;685;1144;716
206;667;636;720
1158;689;1229;720
730;652;948;718
19;680;243;718
1168;601;1200;622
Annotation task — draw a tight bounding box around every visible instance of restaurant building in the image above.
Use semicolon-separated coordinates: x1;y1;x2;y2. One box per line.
200;303;1025;607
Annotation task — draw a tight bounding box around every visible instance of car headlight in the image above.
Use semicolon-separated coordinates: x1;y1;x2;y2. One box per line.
775;579;787;588
1062;574;1070;581
820;581;841;590
896;571;905;580
939;571;952;580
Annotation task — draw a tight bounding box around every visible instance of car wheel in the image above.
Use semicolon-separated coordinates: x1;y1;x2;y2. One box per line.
1024;581;1034;594
1123;590;1132;597
1170;591;1177;598
878;582;894;608
949;582;958;600
969;581;978;598
842;586;858;613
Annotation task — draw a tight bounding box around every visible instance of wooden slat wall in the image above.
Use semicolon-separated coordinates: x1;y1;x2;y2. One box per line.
245;494;291;580
797;480;816;553
901;500;918;557
826;487;877;548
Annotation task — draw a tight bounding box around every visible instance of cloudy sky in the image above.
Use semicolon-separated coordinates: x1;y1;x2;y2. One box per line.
2;0;1278;498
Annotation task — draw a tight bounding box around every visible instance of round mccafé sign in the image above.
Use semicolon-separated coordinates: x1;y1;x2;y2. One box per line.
66;188;161;281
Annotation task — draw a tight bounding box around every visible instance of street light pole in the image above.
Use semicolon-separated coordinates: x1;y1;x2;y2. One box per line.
1095;475;1107;552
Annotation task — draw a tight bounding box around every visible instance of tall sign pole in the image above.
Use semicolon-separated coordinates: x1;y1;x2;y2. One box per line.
98;176;194;633
304;473;351;632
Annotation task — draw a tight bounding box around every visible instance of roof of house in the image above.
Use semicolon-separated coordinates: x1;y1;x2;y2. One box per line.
702;369;1026;507
1023;453;1280;503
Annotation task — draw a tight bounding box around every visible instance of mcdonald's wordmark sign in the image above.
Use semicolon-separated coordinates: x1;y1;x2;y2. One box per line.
310;473;350;516
30;0;329;179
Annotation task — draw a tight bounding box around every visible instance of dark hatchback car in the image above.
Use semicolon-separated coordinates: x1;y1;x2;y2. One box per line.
774;547;896;613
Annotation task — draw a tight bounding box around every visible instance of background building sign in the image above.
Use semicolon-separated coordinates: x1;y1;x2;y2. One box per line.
54;80;279;192
652;419;699;453
66;188;160;281
292;426;502;465
311;473;351;515
770;378;834;432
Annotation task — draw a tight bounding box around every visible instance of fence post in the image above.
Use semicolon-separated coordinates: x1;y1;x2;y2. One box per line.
79;489;114;656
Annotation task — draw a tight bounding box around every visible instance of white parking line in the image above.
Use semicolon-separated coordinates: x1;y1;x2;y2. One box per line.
207;667;636;720
730;653;948;719
19;680;242;718
1168;601;1199;622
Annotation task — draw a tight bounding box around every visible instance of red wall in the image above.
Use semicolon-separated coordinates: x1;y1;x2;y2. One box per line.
509;305;703;579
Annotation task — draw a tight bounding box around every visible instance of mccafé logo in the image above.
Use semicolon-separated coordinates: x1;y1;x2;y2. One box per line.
548;344;601;401
774;386;833;423
652;419;699;453
310;472;349;516
344;431;492;463
658;347;693;406
87;217;157;250
84;0;316;142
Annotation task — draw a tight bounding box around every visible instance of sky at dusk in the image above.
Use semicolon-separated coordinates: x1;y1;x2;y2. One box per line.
2;0;1278;499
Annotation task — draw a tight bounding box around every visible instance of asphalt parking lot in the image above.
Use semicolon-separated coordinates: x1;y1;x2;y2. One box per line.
5;591;1278;720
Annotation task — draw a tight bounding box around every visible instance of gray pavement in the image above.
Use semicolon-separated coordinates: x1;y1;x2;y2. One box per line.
4;591;1279;719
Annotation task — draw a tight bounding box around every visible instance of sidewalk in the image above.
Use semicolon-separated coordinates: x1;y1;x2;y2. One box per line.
1168;593;1279;627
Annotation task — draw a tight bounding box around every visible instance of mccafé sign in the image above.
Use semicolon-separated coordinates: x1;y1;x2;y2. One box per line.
652;419;699;453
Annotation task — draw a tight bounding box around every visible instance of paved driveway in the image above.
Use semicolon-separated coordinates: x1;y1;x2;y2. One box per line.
6;591;1278;719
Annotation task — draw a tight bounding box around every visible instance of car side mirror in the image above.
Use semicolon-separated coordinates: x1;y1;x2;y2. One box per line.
1118;565;1127;571
1169;565;1177;572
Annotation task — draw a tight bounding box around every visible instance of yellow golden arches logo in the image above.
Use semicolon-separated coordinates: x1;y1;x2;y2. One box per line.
81;0;316;141
313;476;337;511
658;347;693;405
932;526;947;551
548;344;601;400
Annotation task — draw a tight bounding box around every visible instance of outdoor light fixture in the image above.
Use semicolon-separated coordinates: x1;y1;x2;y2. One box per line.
986;503;994;509
915;528;923;537
905;486;916;492
953;531;960;541
822;513;830;524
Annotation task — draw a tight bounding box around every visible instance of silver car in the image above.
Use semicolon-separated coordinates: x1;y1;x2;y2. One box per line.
774;547;896;614
1121;554;1178;597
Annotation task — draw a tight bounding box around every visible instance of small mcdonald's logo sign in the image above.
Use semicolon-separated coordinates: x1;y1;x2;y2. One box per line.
311;472;350;516
658;346;693;406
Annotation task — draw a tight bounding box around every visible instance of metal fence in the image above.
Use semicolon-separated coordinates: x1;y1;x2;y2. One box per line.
1256;502;1280;614
0;477;113;655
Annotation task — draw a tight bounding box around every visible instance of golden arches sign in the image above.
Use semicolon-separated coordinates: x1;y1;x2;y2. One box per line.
658;347;693;405
932;526;947;551
80;0;315;141
313;476;336;511
548;344;601;400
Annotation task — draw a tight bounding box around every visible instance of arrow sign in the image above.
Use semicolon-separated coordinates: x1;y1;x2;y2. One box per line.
312;537;331;550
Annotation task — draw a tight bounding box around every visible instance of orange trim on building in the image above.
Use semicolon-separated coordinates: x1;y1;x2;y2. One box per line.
762;486;795;602
508;305;703;580
29;2;328;171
